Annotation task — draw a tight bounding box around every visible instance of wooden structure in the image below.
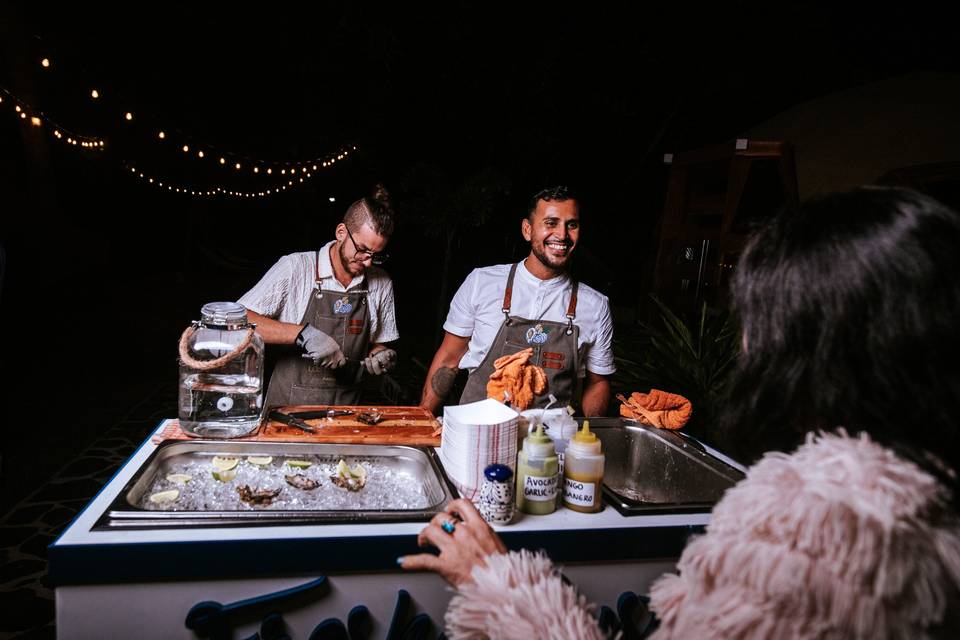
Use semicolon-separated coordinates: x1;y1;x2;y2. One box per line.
652;139;799;314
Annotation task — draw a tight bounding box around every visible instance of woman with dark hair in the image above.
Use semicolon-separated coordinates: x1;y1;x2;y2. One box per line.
401;186;960;639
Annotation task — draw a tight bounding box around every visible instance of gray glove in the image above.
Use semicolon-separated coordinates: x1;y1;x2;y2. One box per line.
362;348;397;376
297;325;346;368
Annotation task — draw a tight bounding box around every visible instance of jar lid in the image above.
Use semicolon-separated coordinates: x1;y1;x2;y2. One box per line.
484;464;513;482
200;302;249;328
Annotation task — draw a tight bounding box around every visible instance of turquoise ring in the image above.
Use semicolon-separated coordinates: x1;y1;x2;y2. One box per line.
441;520;456;534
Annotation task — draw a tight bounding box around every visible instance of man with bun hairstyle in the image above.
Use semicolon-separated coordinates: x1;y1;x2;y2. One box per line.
240;184;399;406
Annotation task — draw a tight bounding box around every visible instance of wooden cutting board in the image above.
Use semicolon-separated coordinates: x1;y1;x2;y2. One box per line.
154;405;441;446
266;405;441;445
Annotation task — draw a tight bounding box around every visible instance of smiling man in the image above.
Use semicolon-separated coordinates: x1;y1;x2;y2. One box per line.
240;184;399;407
419;186;614;415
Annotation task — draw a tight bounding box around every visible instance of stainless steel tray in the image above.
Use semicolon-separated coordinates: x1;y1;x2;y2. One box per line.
95;440;457;529
588;418;745;515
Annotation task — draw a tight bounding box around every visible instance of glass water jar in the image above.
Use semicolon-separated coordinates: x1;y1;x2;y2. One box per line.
178;302;264;438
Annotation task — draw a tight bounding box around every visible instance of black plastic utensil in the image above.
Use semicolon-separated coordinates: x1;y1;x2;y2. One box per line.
185;575;327;639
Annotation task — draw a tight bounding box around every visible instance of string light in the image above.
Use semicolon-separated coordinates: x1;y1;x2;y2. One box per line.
4;81;354;200
122;160;329;200
1;87;105;149
41;58;51;68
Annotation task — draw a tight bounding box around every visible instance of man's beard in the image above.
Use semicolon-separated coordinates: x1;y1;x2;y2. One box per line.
531;240;572;272
338;242;364;276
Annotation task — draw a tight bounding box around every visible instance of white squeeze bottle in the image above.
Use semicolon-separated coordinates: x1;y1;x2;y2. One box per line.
562;420;605;513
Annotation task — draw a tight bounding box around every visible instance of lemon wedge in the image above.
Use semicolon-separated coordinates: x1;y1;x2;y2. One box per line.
286;459;313;469
149;489;180;504
211;456;239;471
247;456;273;466
212;468;238;482
166;473;192;484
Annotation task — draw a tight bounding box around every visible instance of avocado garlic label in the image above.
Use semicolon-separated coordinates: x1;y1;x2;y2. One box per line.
523;474;558;501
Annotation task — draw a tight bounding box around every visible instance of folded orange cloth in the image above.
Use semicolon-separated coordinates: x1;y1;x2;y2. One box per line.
487;347;548;410
617;389;692;430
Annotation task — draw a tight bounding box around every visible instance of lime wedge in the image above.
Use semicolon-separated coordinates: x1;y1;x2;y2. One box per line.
335;459;366;480
211;456;239;471
149;489;180;504
212;468;238;482
247;456;273;466
286;459;313;469
166;473;192;484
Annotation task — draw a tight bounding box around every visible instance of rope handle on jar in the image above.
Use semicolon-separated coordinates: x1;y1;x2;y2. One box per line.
178;324;256;371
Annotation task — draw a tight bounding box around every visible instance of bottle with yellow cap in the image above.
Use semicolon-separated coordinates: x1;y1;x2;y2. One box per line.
562;420;605;513
515;424;559;515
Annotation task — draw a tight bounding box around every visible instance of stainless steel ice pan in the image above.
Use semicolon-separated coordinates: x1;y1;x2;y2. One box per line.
96;440;457;529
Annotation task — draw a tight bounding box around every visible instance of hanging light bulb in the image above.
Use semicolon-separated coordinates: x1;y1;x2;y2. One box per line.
235;162;241;170
125;112;133;121
267;168;272;175
198;151;204;158
182;145;190;153
91;89;100;99
158;131;166;139
220;157;226;165
30;116;41;126
253;167;259;173
41;58;51;68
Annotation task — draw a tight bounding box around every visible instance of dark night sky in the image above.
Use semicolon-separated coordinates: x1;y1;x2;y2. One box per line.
1;2;957;503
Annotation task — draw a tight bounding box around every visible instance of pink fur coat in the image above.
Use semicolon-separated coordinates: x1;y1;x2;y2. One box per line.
444;432;960;639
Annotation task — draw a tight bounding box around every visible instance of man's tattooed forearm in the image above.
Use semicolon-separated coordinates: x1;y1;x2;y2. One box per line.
431;366;458;398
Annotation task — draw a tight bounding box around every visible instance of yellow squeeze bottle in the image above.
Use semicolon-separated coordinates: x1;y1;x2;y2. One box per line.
562;420;605;513
515;424;559;515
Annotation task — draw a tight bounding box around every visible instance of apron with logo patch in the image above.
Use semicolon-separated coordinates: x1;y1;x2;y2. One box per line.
264;251;371;408
459;262;580;410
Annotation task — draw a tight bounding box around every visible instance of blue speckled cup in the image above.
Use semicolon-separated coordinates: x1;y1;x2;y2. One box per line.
478;464;515;525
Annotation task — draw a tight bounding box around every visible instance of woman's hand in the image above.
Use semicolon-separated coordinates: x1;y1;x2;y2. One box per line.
399;498;508;587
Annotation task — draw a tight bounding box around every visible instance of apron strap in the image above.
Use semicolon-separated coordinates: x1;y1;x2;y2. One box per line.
502;263;518;324
566;280;579;335
503;261;579;332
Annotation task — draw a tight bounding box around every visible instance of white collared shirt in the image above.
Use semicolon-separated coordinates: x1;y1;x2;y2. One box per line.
443;261;615;376
238;241;399;343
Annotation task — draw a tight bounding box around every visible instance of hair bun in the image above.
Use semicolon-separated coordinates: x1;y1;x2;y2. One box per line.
372;183;391;208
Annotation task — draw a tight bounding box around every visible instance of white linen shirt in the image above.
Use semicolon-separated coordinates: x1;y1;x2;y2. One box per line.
238;241;399;344
443;261;615;377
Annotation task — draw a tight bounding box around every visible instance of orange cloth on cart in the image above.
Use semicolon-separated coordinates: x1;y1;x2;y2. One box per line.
617;389;693;430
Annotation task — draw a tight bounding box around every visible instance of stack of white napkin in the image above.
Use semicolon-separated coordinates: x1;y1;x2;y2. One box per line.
440;399;519;500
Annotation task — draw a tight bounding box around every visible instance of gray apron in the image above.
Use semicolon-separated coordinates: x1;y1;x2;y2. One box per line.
459;262;580;410
264;251;371;408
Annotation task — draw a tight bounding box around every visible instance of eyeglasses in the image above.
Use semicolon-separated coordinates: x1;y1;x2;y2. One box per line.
344;225;389;265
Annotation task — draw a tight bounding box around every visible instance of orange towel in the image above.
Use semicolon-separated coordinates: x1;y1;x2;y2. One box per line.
617;389;692;430
486;347;548;410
